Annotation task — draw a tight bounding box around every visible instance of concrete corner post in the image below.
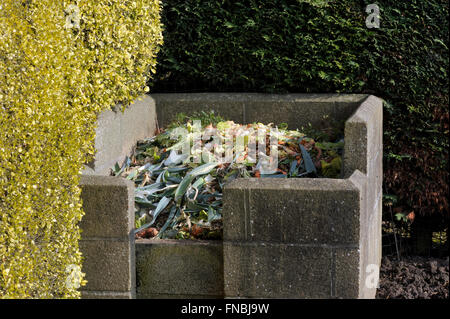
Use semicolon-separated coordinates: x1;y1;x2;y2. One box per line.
79;175;136;299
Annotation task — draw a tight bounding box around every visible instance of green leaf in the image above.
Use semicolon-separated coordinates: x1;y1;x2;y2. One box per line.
199;209;209;221
395;213;406;221
134;197;157;208
136;182;163;192
135;196;171;233
174;174;196;203
207;206;221;222
289;160;298;176
299;143;317;174
190;162;219;177
164;150;188;166
224;21;237;29
192;177;205;189
126;169;138;180
113;162;121;175
156;206;178;238
434;38;448;49
174;162;218;203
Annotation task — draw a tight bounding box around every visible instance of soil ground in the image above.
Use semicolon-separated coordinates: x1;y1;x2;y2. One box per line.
376;255;449;299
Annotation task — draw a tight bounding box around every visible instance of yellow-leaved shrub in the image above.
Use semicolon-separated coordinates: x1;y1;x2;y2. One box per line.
0;0;163;298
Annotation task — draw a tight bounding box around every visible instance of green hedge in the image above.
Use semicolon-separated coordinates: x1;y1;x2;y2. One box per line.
0;0;162;298
152;0;449;222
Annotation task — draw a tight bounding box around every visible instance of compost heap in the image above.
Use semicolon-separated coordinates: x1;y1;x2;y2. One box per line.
111;113;344;240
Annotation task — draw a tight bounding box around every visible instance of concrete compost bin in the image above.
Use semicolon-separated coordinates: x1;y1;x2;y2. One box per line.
79;93;383;299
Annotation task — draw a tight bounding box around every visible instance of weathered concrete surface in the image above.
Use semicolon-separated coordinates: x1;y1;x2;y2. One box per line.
79;175;134;238
135;240;223;299
334;248;360;299
79;175;136;299
81;291;134;299
152;93;246;128
223;178;361;244
79;239;134;292
343;95;383;180
83;95;157;175
224;242;332;298
152;93;367;130
344;95;383;298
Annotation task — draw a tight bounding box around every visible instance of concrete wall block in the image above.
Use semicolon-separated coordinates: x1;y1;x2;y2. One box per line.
79;175;134;238
334;248;360;299
221;186;247;241
224;242;333;298
245;100;334;130
334;246;378;299
343;120;367;177
223;178;362;245
245;97;363;131
368;149;383;200
85;109;122;175
79;238;135;295
368;192;383;284
135;240;224;298
348;168;380;299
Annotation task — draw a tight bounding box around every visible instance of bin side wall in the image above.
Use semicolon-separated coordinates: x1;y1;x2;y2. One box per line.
83;95;157;176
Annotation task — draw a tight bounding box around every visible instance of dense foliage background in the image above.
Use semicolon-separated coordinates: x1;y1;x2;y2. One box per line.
0;0;162;298
150;0;449;251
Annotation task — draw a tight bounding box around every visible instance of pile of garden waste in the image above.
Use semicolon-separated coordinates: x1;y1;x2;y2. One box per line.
111;112;344;240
